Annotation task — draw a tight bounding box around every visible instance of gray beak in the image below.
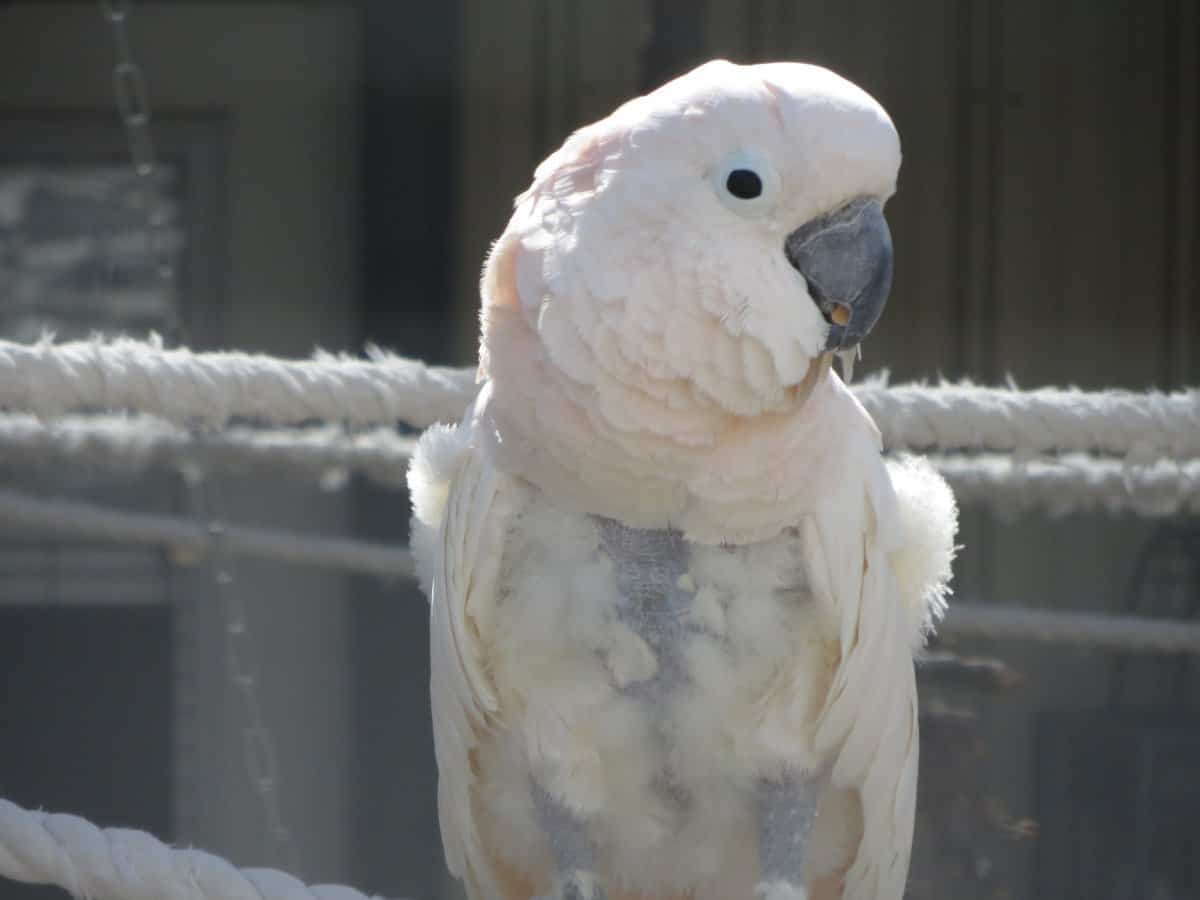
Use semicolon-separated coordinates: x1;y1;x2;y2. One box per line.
784;197;893;351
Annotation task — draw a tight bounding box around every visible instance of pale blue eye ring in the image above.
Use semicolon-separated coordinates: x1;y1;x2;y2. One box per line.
710;149;780;218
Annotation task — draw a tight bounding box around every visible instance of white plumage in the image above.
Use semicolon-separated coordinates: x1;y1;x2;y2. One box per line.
410;60;957;900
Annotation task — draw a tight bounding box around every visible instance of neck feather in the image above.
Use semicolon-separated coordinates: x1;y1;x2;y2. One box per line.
477;318;881;545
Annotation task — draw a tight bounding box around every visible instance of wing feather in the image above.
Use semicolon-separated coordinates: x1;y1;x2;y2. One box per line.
802;442;920;900
412;413;514;898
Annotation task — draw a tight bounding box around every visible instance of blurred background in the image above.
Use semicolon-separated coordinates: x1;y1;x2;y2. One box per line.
0;2;1196;899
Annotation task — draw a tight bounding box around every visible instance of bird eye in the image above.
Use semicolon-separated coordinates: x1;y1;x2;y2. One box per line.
711;150;778;218
725;169;763;199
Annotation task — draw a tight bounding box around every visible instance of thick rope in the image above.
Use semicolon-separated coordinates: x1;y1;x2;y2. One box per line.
0;489;413;580
0;337;476;430
938;453;1200;517
1;338;1198;459
0;797;391;900
1;415;1196;517
0;414;413;489
855;378;1200;460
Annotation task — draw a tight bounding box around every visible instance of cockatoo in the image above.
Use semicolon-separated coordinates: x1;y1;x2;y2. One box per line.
409;60;957;900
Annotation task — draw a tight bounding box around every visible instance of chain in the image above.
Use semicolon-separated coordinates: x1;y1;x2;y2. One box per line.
196;495;299;872
99;0;299;873
99;0;177;295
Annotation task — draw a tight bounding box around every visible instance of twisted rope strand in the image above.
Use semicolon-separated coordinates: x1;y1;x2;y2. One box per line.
0;337;476;430
0;414;414;489
855;379;1200;459
936;453;1200;517
1;414;1196;517
2;339;1198;459
0;797;393;900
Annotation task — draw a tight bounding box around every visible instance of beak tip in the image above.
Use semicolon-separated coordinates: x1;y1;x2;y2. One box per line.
786;196;894;353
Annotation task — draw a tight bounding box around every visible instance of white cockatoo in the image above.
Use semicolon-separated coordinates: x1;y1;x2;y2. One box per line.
409;60;957;900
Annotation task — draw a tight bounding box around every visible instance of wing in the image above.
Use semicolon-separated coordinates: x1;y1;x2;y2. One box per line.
800;440;937;900
409;408;514;898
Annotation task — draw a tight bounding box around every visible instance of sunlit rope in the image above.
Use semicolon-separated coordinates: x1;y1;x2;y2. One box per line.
0;337;476;430
936;453;1200;517
856;378;1200;460
1;414;1196;517
0;414;413;489
2;338;1198;459
0;797;394;900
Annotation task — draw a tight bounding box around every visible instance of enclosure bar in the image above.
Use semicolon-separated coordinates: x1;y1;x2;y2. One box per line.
0;489;413;581
2;488;1199;654
942;604;1200;655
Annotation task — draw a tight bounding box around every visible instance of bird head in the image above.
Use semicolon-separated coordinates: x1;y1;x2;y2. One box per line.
481;59;899;419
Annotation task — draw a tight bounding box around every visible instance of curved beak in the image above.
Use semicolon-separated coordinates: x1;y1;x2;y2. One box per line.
784;197;893;351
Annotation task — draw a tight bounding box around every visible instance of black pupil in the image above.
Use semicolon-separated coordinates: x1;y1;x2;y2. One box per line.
725;169;763;200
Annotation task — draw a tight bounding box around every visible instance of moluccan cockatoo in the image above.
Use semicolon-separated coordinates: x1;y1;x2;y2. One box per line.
410;60;957;900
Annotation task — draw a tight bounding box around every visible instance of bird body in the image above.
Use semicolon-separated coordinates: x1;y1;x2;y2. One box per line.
410;60;957;900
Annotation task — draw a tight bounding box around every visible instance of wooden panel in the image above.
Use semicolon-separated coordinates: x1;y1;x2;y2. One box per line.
1168;0;1199;387
455;0;539;358
453;0;648;359
995;0;1171;390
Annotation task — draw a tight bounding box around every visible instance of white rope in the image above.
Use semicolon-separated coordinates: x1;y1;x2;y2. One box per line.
941;604;1200;655
0;337;476;430
855;378;1200;460
937;453;1200;517
0;414;413;489
0;797;391;900
2;338;1198;459
2;414;1197;517
0;489;413;580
